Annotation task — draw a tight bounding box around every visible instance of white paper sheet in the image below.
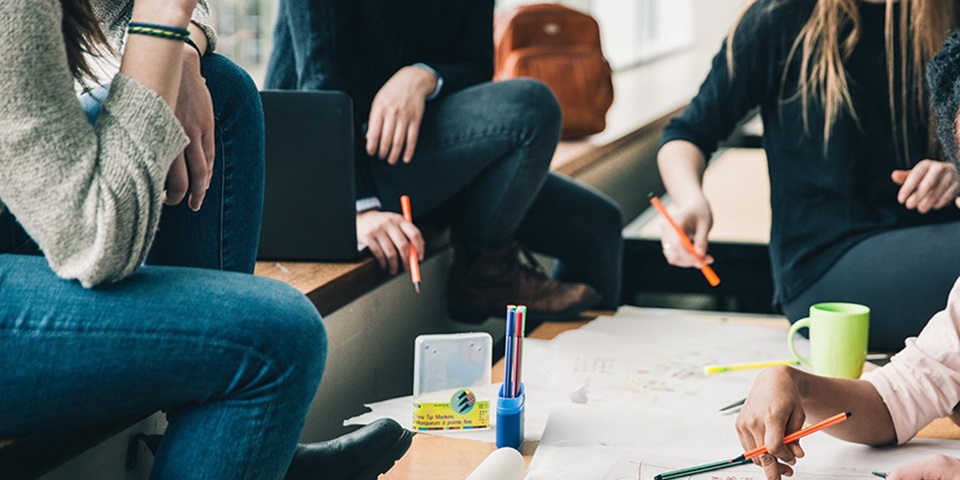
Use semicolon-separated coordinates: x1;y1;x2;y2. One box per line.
527;403;960;480
521;307;808;413
520;307;960;479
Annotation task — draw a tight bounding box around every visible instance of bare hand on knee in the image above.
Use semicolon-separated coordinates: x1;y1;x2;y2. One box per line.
366;66;438;165
891;160;960;214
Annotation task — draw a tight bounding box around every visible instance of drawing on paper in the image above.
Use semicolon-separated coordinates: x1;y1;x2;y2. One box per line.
564;354;719;405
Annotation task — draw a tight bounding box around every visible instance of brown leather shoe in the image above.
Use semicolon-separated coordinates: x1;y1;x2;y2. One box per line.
447;242;601;323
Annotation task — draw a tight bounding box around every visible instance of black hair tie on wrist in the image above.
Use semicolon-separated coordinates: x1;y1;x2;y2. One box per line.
184;37;204;59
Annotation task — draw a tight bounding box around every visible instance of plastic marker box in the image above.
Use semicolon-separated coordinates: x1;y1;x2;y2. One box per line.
413;333;492;430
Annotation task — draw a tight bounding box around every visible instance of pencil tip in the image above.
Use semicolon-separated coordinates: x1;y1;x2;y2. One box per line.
845;411;852;417
414;283;421;294
647;192;655;199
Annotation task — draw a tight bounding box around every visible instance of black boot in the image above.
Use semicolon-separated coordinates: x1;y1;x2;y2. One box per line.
284;419;415;480
447;242;601;323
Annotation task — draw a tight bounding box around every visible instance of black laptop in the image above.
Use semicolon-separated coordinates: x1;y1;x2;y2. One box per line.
257;90;360;261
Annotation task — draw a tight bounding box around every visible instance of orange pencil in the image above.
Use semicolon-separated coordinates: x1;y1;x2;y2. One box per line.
741;411;851;460
649;195;720;287
400;195;421;294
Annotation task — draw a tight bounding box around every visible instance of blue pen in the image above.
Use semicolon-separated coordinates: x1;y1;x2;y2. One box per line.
503;306;517;398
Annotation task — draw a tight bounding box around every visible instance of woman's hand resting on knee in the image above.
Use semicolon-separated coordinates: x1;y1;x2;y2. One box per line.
357;210;425;275
365;66;438;165
165;24;214;211
126;1;210;211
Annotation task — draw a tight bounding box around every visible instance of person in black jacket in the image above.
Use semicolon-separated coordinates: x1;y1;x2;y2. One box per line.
657;0;960;352
265;0;623;322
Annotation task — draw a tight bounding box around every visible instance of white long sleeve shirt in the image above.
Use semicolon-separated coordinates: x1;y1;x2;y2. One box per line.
863;277;960;444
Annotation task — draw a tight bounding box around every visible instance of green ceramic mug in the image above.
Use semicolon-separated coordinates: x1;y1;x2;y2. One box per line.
787;303;870;379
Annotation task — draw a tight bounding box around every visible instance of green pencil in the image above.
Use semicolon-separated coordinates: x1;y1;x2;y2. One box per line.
653;457;752;480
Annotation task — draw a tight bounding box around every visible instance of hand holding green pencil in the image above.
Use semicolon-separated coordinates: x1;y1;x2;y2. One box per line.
654;412;851;480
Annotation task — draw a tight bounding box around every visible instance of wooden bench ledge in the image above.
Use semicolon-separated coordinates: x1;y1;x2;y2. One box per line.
255;227;451;316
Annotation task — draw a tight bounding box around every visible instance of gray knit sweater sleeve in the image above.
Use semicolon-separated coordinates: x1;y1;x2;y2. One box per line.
0;0;189;287
92;0;218;52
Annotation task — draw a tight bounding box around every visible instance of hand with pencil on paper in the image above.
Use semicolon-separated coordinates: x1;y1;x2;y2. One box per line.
735;366;895;479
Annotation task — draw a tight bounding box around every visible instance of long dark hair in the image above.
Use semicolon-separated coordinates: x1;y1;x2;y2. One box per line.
60;0;111;80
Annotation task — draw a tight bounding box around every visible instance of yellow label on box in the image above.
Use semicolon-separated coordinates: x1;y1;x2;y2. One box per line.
413;388;489;430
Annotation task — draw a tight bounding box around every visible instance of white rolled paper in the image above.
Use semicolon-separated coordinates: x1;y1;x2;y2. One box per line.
465;447;525;480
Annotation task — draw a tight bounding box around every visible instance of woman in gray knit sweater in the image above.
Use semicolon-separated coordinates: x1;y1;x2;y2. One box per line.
0;1;410;478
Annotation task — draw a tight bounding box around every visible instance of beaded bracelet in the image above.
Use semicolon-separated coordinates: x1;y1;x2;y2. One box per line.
128;22;190;43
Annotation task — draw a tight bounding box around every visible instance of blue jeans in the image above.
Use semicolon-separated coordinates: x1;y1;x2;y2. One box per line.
370;80;624;309
0;55;326;479
78;54;265;273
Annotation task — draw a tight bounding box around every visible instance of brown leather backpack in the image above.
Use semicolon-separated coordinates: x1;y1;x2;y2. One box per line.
494;3;614;139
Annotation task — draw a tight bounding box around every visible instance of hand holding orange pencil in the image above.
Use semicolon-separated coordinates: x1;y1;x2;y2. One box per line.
653;412;851;480
741;411;851;461
649;195;720;287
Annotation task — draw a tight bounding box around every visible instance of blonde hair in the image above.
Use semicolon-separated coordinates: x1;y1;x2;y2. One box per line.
727;0;956;160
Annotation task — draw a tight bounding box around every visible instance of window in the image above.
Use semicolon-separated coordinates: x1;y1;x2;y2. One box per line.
209;0;276;84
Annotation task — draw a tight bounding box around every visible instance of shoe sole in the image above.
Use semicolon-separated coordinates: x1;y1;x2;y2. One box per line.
449;295;603;323
351;428;416;480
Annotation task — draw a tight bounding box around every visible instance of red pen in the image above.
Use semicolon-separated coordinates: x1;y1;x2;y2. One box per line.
400;195;421;294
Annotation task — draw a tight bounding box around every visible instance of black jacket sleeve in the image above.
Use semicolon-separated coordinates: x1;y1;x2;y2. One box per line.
281;0;350;91
660;0;785;157
420;0;494;96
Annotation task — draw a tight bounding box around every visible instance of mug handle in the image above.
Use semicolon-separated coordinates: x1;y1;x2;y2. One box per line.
788;318;814;368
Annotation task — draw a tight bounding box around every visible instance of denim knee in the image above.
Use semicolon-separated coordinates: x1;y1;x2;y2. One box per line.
240;277;328;389
495;78;563;140
591;191;623;237
202;54;265;129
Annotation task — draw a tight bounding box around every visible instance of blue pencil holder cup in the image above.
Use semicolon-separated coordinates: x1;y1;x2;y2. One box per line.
496;383;525;450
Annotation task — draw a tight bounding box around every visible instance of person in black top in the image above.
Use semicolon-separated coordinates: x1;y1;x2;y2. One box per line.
264;0;624;322
658;0;960;351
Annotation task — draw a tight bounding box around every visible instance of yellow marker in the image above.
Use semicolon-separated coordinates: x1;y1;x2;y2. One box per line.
703;359;801;375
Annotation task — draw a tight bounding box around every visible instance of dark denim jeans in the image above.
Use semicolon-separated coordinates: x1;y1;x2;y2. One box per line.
368;80;624;308
0;55;326;479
